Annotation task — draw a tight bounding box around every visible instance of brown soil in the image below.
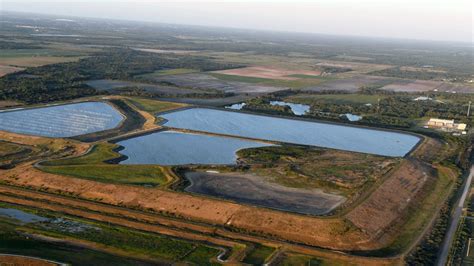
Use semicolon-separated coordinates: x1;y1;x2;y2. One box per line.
346;159;433;238
0;163;373;250
0;65;24;77
0;255;58;266
0;100;21;108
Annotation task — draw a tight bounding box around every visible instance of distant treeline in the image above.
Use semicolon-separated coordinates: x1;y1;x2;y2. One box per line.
0;48;240;104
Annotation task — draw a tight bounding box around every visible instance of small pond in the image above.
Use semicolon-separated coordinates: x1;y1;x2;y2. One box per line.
270;101;310;116
0;208;48;224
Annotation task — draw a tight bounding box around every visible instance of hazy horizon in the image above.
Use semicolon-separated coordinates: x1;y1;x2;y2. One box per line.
1;0;473;43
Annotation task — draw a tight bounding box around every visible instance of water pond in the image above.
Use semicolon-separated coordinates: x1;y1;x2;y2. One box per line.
343;113;363;122
117;131;272;165
270;101;310;116
0;208;48;224
160;108;420;157
0;102;123;138
225;102;246;110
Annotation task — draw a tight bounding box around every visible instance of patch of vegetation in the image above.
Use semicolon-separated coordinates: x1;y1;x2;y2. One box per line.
0;48;239;104
40;142;168;186
128;97;186;114
236;145;394;195
279;253;327;266
136;68;199;78
381;165;457;259
370;67;470;82
286;93;384;105
0;202;221;265
283;92;474;128
0;220;150;266
242;97;293;115
242;244;275;265
183;246;221;265
286;74;321;79
210;73;274;83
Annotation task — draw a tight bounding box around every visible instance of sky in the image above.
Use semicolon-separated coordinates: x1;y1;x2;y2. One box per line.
1;0;473;43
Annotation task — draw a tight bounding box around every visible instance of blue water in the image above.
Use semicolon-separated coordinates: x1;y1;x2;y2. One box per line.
160;108;420;157
0;208;48;224
344;113;363;122
0;102;123;137
225;102;246;110
270;101;310;116
117;131;272;165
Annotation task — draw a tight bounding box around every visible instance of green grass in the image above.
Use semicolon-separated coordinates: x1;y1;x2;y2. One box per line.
286;74;322;79
0;48;86;58
0;203;221;265
183;246;221;265
0;142;24;157
40;143;168;186
128;97;186;114
242;244;275;265
210;73;274;83
280;254;325;266
0;220;148;266
286;94;386;105
137;68;199;78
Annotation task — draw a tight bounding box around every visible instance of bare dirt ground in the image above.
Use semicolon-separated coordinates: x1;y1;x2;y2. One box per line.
0;185;396;265
212;66;322;80
0;65;24;77
0;163;374;250
346;159;433;237
313;60;392;74
0;100;21;108
380;80;442;92
184;171;345;215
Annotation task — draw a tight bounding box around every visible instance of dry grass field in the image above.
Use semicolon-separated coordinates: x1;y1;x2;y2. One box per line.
212;66;322;80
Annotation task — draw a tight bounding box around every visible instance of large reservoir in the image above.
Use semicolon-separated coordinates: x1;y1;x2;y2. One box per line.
0;102;123;138
117;131;272;165
160;108;420;157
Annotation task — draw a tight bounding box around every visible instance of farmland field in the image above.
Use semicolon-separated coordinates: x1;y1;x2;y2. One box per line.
212;66;322;80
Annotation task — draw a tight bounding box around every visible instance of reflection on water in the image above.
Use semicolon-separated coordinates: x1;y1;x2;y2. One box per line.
270;101;310;116
118;131;272;165
160;108;420;157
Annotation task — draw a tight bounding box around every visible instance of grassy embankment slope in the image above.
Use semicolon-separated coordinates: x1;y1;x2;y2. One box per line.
40;143;168;186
